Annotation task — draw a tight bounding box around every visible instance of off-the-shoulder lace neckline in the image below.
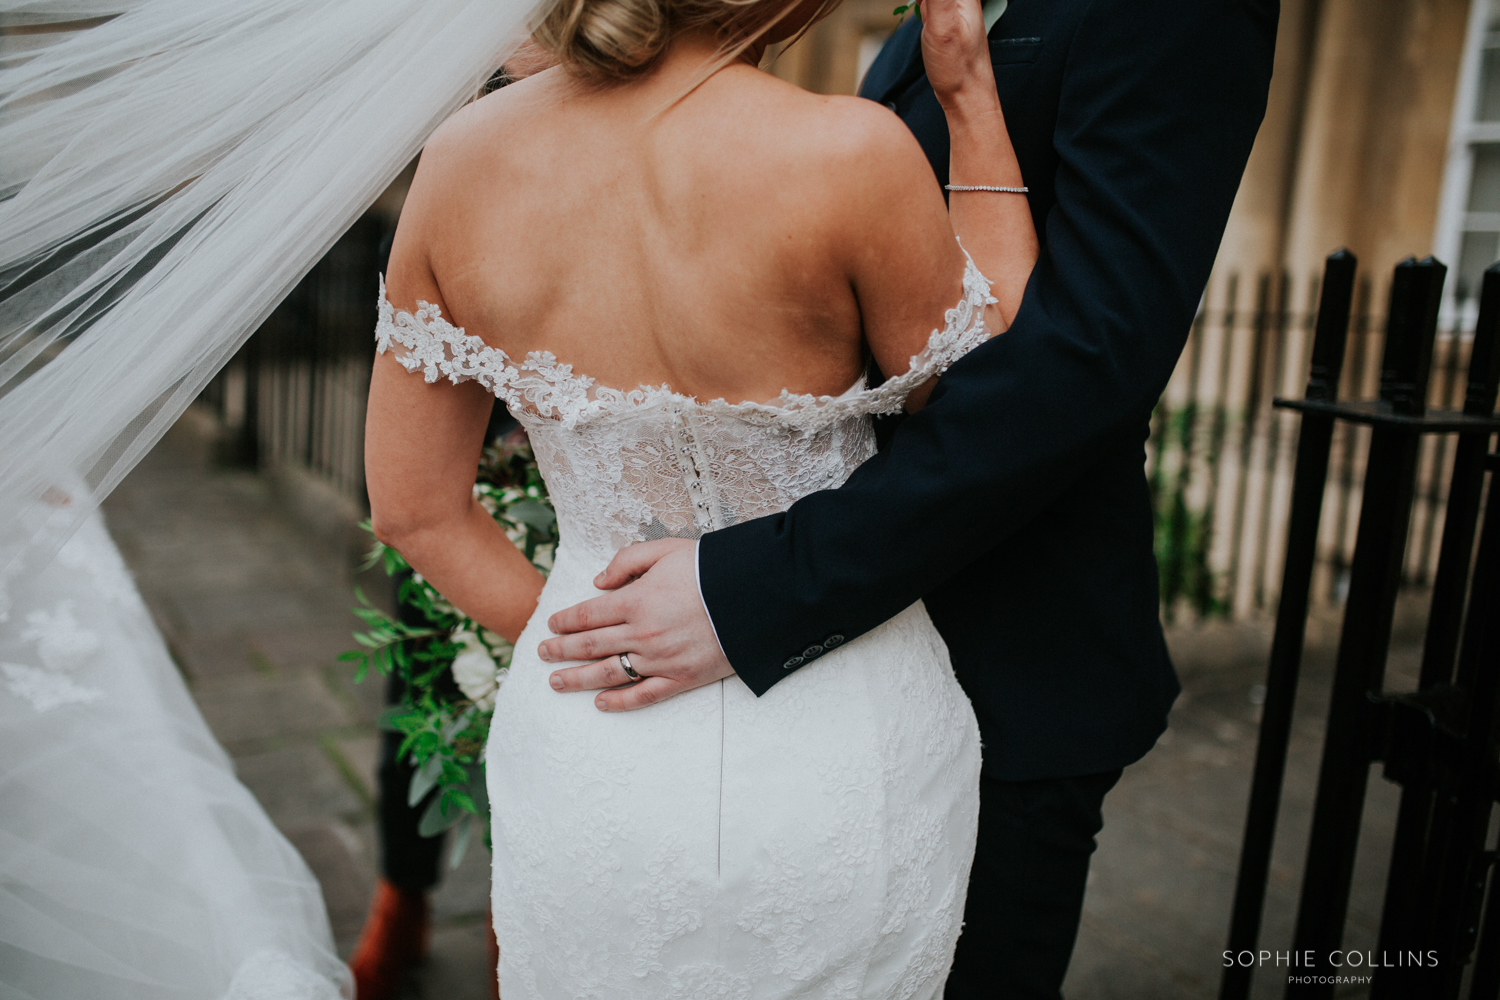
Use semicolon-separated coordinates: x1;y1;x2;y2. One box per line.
374;252;996;429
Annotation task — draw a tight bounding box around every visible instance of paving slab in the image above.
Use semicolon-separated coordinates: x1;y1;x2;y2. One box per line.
195;673;353;748
234;745;367;826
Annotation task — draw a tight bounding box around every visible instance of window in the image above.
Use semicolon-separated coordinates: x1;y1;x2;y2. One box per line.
1437;0;1500;313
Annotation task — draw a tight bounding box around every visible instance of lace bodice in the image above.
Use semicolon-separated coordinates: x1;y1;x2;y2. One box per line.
375;259;996;557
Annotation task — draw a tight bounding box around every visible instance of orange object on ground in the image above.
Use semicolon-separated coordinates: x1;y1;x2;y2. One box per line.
347;879;431;1000
486;908;501;1000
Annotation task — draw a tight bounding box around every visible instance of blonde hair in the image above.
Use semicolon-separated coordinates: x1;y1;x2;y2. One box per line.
534;0;832;84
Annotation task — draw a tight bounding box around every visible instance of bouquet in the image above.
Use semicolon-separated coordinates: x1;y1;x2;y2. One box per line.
341;427;557;866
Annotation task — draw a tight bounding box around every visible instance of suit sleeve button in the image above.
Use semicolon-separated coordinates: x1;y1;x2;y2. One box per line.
824;634;844;648
803;645;824;659
783;656;805;670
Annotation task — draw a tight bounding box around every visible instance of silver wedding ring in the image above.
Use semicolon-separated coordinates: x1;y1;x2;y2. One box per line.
618;652;641;682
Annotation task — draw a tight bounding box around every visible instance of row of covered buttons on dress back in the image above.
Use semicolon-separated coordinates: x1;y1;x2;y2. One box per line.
783;633;845;671
669;404;715;533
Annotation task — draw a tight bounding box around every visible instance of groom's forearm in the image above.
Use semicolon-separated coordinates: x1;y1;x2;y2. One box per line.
703;0;1278;693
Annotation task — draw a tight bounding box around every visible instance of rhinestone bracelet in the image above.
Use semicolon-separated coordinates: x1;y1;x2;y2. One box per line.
944;184;1029;193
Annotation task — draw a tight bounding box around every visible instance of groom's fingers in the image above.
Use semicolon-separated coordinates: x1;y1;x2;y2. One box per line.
546;590;629;637
591;537;691;591
593;675;681;712
538;621;634;664
549;655;635;692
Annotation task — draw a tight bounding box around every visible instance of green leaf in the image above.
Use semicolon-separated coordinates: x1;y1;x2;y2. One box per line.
376;705;410;732
440;759;469;788
506;499;557;532
448;814;474;869
357;536;385;572
466;763;490;816
408;754;444;807
418;792;465;837
444;788;477;814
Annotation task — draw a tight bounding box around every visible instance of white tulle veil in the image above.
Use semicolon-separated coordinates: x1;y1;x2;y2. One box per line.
1;0;547;570
1;0;549;995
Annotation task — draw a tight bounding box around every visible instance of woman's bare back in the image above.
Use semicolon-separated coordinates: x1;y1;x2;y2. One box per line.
385;34;970;406
366;17;1031;644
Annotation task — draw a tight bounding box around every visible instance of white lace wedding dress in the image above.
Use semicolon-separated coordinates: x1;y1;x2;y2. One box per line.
375;259;995;1000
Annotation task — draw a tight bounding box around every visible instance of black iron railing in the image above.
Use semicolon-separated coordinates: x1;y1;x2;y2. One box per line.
1221;250;1500;1000
1149;267;1479;623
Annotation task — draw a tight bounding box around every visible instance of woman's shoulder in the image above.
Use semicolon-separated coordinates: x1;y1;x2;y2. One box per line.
710;69;936;206
742;70;921;159
420;68;562;164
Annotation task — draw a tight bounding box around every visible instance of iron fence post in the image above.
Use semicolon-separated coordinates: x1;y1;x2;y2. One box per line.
1372;262;1500;998
1431;448;1500;997
1222;250;1357;1000
1286;257;1447;999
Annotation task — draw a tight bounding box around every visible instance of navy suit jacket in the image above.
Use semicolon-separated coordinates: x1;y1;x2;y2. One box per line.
699;0;1277;780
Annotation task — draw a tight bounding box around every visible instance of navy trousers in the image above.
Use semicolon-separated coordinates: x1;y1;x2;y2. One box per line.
945;769;1122;1000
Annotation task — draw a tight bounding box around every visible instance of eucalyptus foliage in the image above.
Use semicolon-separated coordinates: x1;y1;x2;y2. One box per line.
341;428;557;867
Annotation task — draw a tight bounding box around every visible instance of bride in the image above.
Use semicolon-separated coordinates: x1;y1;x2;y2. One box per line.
362;0;1035;993
0;0;1030;993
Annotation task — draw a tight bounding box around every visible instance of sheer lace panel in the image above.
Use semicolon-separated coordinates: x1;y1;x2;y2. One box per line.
375;257;996;556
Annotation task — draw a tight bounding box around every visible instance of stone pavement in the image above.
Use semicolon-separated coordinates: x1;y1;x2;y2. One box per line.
103;409;1415;999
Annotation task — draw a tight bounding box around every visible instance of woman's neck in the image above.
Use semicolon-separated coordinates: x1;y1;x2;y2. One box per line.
651;27;765;85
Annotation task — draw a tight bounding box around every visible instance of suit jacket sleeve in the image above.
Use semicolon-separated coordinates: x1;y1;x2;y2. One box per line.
700;0;1278;694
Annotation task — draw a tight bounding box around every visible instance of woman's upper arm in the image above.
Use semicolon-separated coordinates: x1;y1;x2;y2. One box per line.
365;346;494;542
366;121;494;540
832;103;991;408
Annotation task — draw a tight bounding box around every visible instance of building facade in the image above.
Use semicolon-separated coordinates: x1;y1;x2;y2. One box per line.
776;0;1484;305
774;0;1493;620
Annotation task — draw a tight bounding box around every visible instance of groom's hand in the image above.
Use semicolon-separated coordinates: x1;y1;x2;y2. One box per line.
540;538;735;711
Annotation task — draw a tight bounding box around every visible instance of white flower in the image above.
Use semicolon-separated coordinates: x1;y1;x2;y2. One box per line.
450;631;501;710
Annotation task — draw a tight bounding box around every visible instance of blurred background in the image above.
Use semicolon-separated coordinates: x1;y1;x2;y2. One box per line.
10;0;1498;996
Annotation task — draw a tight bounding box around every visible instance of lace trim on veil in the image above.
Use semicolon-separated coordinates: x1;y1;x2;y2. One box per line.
375;255;997;430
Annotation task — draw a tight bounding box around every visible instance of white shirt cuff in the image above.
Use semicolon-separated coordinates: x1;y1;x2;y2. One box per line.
694;540;729;661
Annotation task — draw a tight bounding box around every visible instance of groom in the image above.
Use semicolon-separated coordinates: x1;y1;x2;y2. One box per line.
540;1;1277;996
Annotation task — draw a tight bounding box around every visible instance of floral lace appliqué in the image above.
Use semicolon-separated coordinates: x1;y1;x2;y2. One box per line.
2;662;103;712
375;258;996;559
374;256;996;431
